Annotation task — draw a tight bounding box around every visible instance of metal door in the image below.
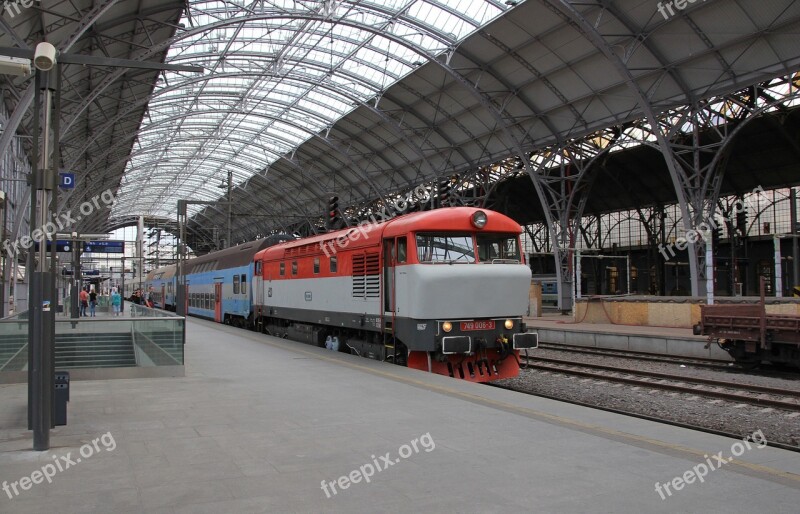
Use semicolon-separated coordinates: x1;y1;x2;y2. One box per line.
214;282;222;322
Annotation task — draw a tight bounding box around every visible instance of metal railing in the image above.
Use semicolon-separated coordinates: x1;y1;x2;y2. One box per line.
0;306;185;372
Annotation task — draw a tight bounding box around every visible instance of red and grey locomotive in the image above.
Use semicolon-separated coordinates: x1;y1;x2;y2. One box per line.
252;207;537;382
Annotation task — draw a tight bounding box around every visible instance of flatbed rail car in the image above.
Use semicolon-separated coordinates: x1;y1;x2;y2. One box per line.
694;289;800;368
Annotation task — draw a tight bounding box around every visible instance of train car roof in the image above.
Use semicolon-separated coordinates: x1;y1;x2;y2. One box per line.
255;207;523;261
185;234;293;273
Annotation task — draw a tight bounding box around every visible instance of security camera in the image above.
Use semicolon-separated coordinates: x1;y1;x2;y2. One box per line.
33;42;57;71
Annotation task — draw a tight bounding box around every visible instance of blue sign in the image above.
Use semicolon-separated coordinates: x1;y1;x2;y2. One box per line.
83;240;124;254
59;172;75;189
34;240;73;252
83;270;100;276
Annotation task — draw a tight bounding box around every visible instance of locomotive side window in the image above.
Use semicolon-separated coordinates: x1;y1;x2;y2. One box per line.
280;262;285;276
241;275;247;294
397;237;407;263
255;262;262;276
416;233;475;263
476;234;521;263
233;275;240;294
313;257;320;274
292;261;298;275
330;256;338;273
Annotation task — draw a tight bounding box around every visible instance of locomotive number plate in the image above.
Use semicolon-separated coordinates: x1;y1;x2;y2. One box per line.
461;320;495;331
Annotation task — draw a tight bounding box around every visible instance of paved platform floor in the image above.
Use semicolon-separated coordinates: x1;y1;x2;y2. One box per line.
1;318;799;513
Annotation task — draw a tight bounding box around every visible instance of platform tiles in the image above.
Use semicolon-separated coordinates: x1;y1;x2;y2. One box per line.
0;318;798;513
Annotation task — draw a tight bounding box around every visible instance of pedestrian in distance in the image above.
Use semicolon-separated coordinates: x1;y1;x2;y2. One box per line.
79;287;89;317
89;288;98;317
111;288;121;316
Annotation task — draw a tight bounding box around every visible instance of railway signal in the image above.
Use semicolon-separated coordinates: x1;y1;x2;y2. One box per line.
328;196;340;230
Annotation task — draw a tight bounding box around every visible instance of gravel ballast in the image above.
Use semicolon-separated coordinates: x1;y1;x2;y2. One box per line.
497;348;800;447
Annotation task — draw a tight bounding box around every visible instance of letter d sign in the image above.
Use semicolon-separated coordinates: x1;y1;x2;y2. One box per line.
59;172;75;189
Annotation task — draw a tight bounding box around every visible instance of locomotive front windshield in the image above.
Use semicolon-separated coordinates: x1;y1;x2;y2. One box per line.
416;233;476;263
476;234;521;263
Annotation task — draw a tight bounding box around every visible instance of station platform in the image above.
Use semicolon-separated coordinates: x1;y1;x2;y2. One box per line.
1;318;798;513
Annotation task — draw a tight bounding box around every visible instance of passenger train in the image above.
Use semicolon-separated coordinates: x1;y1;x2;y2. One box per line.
145;207;538;382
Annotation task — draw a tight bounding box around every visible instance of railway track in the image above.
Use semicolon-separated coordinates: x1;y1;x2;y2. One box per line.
490;381;800;452
521;355;800;411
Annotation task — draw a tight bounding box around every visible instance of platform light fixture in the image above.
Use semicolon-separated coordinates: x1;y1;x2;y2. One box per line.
0;55;31;76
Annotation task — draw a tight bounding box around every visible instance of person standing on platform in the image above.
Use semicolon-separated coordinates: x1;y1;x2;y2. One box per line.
79;287;89;317
89;288;98;317
111;288;121;317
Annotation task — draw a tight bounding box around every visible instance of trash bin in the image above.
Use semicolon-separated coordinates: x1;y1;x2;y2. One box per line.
54;371;70;426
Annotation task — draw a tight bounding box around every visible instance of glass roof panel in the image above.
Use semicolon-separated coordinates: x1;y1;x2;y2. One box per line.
112;0;512;220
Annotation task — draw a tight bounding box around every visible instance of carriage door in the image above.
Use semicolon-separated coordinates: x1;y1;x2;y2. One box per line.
161;285;166;309
214;282;222;323
383;239;396;326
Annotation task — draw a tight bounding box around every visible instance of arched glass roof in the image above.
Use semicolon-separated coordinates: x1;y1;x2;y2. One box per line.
112;0;512;219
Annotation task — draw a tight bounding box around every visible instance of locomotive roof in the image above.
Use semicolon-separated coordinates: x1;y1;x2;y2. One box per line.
255;207;523;260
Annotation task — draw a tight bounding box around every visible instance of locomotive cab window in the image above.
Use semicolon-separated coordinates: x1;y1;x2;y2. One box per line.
416;233;475;263
476;234;521;263
255;262;262;276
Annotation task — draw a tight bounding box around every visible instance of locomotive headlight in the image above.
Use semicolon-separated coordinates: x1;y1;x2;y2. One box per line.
442;321;453;333
504;319;514;330
471;210;488;229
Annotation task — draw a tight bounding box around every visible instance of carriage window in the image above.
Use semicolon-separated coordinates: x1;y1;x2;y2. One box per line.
416;233;475;263
280;262;285;276
292;261;298;275
397;237;407;263
330;256;338;273
233;275;240;294
241;275;247;294
313;257;320;274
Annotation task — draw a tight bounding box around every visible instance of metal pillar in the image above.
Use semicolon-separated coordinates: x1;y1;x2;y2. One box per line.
775;236;783;298
226;170;232;249
792;188;799;288
176;200;186;316
28;65;58;450
70;235;80;318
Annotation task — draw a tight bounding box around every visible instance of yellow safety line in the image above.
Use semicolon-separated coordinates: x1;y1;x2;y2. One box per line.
199;320;800;486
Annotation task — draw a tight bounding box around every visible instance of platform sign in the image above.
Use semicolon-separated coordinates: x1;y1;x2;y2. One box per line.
59;172;75;189
83;270;100;276
83;240;124;253
33;240;73;252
